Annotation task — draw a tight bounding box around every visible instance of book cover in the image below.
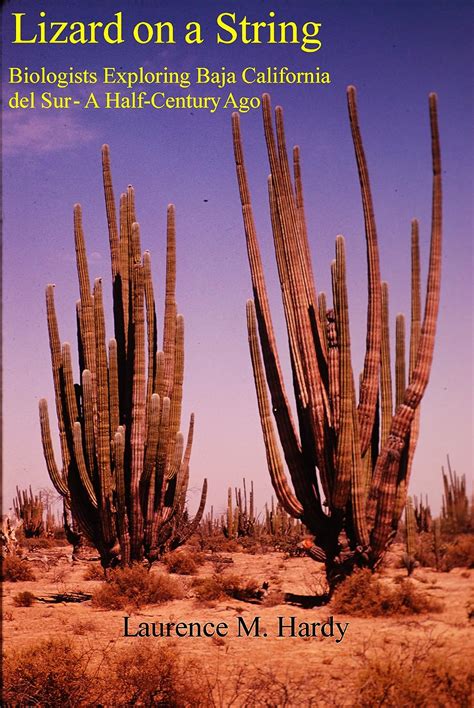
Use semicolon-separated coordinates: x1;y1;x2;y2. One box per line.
2;0;472;704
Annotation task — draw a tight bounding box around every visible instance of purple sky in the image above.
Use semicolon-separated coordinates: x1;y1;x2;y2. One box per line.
2;0;473;519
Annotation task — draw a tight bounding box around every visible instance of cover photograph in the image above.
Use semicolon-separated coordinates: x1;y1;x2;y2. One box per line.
2;0;473;704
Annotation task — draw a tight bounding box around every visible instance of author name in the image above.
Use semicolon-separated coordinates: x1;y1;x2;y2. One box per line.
123;615;348;642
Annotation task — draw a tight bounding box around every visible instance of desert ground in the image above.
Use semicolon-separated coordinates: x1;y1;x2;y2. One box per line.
2;541;473;706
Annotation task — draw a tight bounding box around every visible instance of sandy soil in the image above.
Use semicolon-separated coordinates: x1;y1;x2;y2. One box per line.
3;545;474;704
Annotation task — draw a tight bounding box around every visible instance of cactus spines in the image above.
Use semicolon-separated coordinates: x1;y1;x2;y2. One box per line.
40;147;206;567
233;88;442;586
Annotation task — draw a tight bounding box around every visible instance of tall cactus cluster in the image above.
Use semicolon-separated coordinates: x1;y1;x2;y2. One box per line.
441;455;472;534
13;486;44;538
232;87;442;586
39;147;207;568
223;479;255;538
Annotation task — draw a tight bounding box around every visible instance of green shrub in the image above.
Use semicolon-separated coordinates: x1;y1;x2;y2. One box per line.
13;591;36;607
1;556;35;582
332;569;443;616
92;564;183;609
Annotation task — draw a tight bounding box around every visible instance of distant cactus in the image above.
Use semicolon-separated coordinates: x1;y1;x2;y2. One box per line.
233;88;442;589
441;455;471;534
13;486;43;538
413;494;432;533
39;147;206;568
403;496;418;575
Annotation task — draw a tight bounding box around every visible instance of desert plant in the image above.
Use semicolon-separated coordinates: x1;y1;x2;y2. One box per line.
163;549;204;574
232;88;441;590
414;493;432;532
39;146;207;568
13;590;36;607
83;563;105;580
1;515;22;556
192;572;261;603
106;644;204;706
2;638;103;706
441;534;474;570
1;555;35;582
331;568;443;616
355;636;473;707
13;486;44;537
402;496;418;575
201;484;305;552
441;455;472;534
92;563;183;609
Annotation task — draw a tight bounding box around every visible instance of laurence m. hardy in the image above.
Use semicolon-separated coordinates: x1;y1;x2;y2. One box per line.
123;615;349;642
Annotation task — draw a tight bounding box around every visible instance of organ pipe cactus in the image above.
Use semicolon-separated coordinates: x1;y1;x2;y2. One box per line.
404;496;417;575
232;87;442;588
39;147;207;567
13;486;44;537
441;455;471;534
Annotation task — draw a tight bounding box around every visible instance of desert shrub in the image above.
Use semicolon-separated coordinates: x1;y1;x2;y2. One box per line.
416;532;474;571
72;619;98;636
92;564;183;609
13;590;36;607
415;531;438;568
105;644;205;705
83;563;105;580
2;638;102;706
221;574;260;601
197;535;242;553
192;573;260;603
331;569;443;616
441;534;474;570
1;555;35;582
193;575;225;601
163;550;204;575
355;639;474;707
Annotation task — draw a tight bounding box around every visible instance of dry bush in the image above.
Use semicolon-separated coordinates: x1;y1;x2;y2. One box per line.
355;637;474;707
105;644;205;705
83;563;105;580
331;569;443;616
415;531;438;568
192;573;260;603
92;564;184;609
193;575;225;601
163;550;204;575
1;555;35;582
13;590;36;607
71;619;98;636
2;638;103;706
197;535;242;553
441;534;474;570
221;574;261;601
